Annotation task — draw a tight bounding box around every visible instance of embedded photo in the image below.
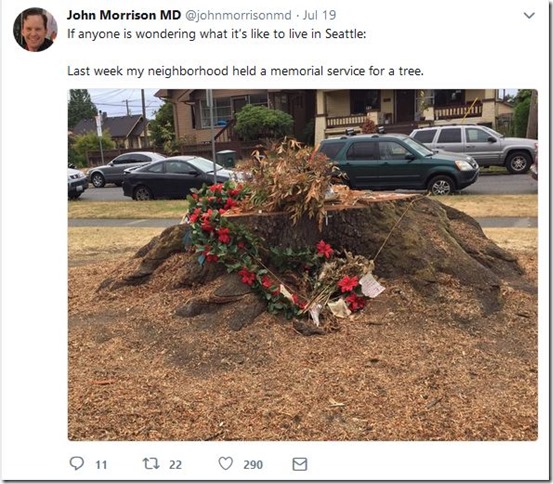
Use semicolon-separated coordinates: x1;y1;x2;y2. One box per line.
68;88;538;441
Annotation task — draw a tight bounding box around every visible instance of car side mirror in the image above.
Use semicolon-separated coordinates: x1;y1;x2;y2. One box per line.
487;136;497;143
108;161;114;166
405;153;416;161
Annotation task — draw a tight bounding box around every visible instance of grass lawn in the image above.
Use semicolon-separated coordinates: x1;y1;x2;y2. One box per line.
68;194;538;219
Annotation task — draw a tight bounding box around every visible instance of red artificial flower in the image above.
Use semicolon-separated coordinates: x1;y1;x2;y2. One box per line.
345;293;366;311
316;240;334;259
292;294;307;310
188;207;203;223
238;267;256;286
237;241;246;250
261;275;273;289
224;197;238;210
209;183;223;193
229;188;241;197
201;220;214;232
338;275;359;293
206;253;219;262
217;227;231;244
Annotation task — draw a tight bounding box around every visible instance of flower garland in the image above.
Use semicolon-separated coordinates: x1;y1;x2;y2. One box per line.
185;181;381;324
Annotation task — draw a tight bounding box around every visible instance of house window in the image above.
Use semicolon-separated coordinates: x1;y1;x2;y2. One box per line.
434;90;465;106
199;97;232;128
248;94;268;107
350;90;381;114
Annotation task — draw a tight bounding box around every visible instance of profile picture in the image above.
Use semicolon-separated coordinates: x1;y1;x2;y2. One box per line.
14;7;57;52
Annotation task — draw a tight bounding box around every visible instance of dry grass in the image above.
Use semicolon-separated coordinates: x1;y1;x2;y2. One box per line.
482;228;537;253
68;200;188;219
436;194;537;218
69;227;162;265
68;195;537;220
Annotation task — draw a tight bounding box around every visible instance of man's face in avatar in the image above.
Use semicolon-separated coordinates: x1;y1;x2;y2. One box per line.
22;14;47;51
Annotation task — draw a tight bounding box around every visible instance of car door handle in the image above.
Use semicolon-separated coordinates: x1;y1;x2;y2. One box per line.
466;145;475;148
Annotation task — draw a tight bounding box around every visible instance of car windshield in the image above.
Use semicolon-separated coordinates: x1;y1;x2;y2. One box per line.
403;137;434;156
188;157;226;173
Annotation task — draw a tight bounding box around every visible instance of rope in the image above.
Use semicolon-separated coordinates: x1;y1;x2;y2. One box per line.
372;195;426;263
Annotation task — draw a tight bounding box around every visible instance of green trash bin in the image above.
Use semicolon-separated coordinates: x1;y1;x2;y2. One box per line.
216;150;237;168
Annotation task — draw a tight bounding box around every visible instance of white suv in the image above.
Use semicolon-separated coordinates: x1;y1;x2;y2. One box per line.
410;125;537;174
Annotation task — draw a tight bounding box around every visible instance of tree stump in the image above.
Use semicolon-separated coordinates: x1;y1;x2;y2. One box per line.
99;195;531;331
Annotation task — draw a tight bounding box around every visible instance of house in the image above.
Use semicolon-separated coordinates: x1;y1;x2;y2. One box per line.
154;89;316;144
72;112;149;149
154;89;513;148
314;89;514;143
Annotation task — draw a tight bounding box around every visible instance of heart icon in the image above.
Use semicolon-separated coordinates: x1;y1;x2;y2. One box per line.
218;456;233;470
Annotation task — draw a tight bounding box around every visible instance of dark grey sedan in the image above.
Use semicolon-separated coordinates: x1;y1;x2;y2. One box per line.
88;151;166;188
122;156;234;200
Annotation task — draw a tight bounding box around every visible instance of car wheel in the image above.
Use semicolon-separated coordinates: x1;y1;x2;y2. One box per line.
427;175;455;196
91;172;106;188
133;185;153;200
505;151;531;174
68;193;80;200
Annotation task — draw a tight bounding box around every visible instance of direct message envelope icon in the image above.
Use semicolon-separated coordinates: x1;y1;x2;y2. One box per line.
292;457;308;471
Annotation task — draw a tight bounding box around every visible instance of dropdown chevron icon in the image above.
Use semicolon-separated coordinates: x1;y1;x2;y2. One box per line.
524;12;535;19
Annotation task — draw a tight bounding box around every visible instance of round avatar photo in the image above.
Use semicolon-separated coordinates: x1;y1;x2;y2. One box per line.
14;7;57;52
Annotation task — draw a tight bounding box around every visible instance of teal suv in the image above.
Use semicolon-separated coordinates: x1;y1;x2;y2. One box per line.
316;133;479;195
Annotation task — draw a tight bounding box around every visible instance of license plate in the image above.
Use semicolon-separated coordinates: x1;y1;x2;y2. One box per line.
77;185;83;192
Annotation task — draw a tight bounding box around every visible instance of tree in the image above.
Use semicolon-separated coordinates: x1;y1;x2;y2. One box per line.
148;102;176;152
512;89;532;138
234;104;294;141
68;89;97;129
70;130;115;167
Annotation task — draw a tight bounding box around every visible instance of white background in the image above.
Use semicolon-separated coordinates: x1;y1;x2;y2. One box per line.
1;0;549;480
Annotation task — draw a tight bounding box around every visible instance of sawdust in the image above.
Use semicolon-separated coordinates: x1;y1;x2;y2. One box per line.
68;250;538;441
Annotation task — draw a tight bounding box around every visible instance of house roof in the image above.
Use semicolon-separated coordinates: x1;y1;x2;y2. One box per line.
73;114;147;139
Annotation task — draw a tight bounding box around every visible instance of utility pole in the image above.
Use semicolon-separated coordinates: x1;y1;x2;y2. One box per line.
95;111;105;165
526;89;538;139
141;89;149;147
206;89;217;183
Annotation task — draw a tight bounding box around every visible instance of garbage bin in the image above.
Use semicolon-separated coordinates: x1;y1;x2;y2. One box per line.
216;150;237;168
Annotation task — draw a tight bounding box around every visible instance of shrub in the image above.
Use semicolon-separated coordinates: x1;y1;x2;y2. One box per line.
234;104;294;141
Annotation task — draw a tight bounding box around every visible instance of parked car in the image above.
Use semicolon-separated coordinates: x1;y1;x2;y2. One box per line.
122;156;235;200
315;133;479;195
88;151;166;188
68;167;88;199
410;124;537;174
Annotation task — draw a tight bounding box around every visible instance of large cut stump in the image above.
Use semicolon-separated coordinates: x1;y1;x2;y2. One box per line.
99;195;531;329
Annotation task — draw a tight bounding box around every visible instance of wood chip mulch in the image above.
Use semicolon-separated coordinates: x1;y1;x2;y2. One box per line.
68;252;538;441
